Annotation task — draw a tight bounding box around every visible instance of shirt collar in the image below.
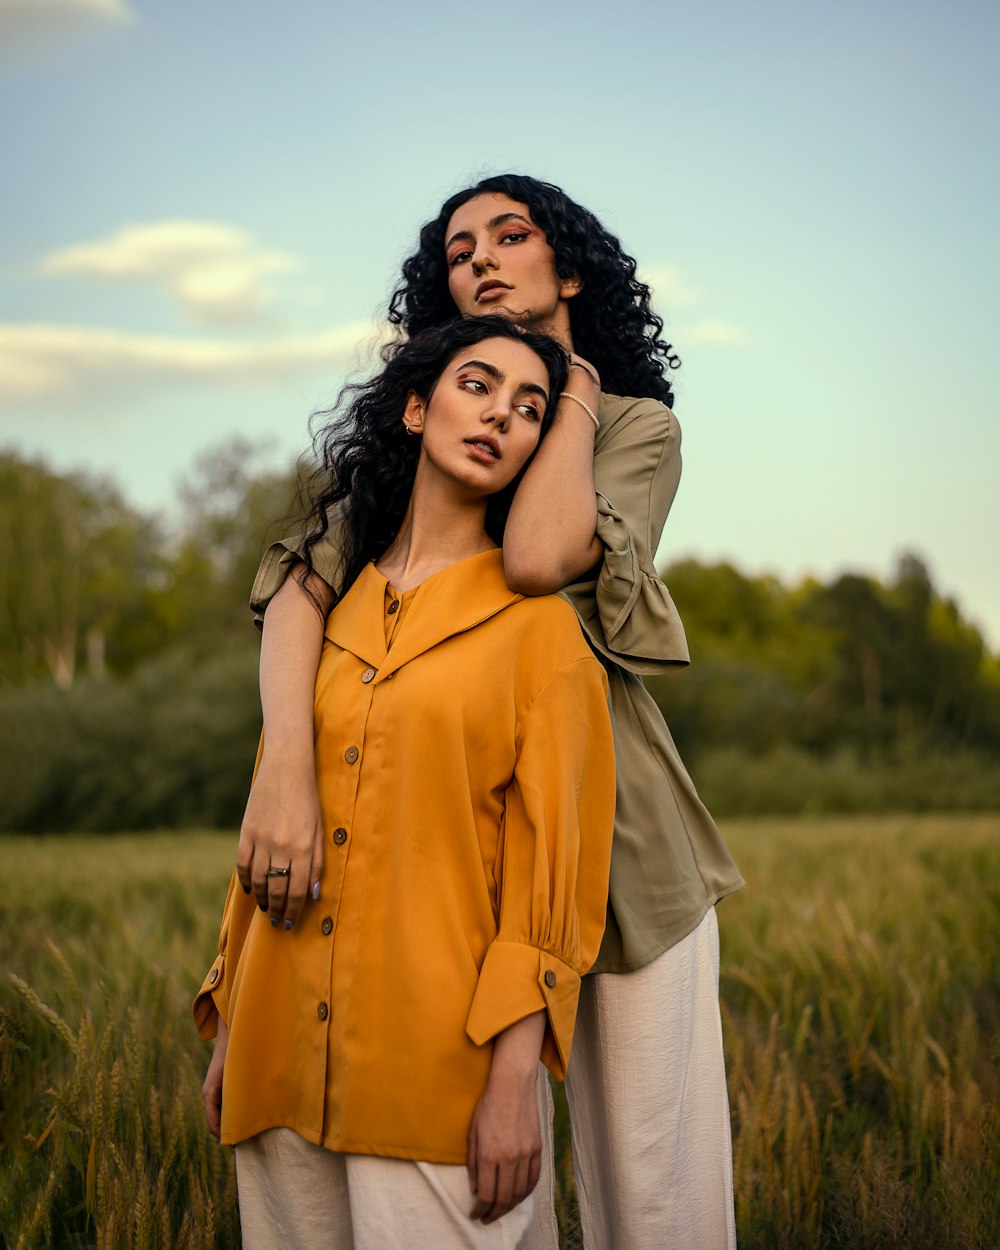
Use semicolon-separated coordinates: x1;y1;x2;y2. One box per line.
324;549;521;679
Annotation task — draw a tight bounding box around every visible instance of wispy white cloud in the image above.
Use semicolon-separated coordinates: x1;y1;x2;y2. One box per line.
684;321;749;347
637;265;700;308
0;0;132;53
41;221;301;326
0;320;384;410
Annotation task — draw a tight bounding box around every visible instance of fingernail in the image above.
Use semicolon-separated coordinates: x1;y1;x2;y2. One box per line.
311;881;321;901
269;915;279;927
283;919;294;931
258;902;268;912
242;885;251;895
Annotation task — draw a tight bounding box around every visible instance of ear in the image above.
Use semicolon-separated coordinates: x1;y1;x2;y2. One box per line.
403;392;426;434
559;271;583;301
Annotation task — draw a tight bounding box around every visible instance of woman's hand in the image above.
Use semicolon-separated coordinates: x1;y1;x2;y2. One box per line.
201;1015;229;1139
236;753;324;929
467;1011;545;1224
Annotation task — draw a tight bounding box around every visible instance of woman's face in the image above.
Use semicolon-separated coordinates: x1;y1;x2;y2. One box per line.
444;194;581;338
405;336;552;498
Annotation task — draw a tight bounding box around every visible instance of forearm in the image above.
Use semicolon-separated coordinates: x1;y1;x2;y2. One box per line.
487;1010;546;1089
259;571;331;766
503;401;602;595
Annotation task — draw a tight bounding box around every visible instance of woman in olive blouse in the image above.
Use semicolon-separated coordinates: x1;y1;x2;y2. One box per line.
237;176;744;1250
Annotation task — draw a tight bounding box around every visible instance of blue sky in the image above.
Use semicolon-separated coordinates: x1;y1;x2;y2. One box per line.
2;0;998;644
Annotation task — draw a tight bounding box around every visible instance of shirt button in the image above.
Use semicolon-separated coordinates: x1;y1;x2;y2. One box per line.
344;746;359;764
544;970;557;988
387;600;400;615
317;1002;329;1021
332;827;348;846
321;916;333;935
209;968;219;984
361;667;376;684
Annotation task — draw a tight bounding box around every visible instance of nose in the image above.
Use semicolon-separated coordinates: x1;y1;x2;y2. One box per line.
471;244;497;277
482;401;510;432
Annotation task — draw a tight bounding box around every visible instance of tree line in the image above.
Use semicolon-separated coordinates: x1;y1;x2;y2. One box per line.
1;446;998;831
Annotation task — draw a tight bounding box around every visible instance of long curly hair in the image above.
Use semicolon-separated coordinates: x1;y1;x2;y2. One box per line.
298;316;569;596
387;173;679;406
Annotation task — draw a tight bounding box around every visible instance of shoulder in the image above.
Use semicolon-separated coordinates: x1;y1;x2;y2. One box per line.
597;393;681;448
500;594;596;668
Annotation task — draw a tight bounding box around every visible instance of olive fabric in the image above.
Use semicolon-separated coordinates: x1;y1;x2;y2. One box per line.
195;551;616;1164
248;395;744;973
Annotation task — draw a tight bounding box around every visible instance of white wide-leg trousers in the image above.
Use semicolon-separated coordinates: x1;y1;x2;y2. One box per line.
526;906;737;1250
236;1127;533;1250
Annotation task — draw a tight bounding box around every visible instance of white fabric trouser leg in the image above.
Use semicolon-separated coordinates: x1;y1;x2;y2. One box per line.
524;907;737;1250
236;1126;534;1250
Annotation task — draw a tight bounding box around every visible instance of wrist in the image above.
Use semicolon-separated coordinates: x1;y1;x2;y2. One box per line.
486;1050;538;1091
557;392;600;435
257;739;317;775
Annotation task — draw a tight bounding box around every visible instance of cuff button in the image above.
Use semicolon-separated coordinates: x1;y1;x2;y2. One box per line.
209;968;219;984
544;970;557;988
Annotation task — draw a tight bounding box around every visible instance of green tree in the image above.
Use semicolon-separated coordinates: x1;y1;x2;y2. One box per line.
0;453;163;687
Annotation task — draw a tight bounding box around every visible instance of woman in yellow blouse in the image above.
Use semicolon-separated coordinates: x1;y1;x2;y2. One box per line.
196;315;617;1248
236;175;743;1249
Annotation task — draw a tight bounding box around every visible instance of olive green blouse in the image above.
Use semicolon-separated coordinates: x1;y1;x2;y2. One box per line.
249;394;744;973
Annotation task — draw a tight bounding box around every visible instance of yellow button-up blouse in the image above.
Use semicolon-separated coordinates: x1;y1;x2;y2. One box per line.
194;550;616;1164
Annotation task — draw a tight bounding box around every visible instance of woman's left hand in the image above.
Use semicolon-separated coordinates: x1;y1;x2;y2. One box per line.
466;1010;545;1224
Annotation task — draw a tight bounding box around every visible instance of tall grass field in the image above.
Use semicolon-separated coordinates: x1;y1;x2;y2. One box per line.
3;815;998;1248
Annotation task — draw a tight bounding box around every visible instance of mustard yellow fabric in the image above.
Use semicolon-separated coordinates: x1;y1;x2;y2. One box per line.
248;395;744;973
196;551;616;1164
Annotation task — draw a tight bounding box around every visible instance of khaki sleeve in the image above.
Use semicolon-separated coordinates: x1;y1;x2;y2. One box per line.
465;657;616;1079
248;504;349;629
564;398;690;674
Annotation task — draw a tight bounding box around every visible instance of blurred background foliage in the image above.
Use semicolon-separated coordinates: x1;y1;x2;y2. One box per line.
2;445;999;833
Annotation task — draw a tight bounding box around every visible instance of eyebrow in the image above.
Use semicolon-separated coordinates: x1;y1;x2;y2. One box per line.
444;213;533;251
454;357;549;402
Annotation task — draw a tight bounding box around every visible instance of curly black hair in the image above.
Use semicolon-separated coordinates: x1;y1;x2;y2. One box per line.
298;316;569;597
386;173;679;407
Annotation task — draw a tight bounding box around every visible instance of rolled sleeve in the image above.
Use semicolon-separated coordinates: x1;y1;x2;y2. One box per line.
249;506;349;629
466;943;581;1079
193;952;227;1040
192;871;253;1041
464;657;616;1080
564;397;690;674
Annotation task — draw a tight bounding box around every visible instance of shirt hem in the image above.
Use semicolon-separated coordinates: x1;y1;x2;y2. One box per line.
589;875;745;976
224;1114;469;1166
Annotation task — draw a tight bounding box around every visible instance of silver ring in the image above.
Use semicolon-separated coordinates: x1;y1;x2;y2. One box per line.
265;866;291;878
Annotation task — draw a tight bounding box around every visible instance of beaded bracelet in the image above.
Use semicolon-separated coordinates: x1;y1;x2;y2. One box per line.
558;392;600;431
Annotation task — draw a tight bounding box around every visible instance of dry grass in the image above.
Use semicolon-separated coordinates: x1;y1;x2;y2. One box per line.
2;816;998;1248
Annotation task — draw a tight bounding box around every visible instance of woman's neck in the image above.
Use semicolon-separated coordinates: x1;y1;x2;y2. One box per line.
376;481;495;592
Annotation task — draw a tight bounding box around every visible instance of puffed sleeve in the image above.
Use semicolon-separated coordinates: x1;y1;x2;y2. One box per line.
192;870;256;1040
563;397;690;675
248;502;349;630
465;657;616;1079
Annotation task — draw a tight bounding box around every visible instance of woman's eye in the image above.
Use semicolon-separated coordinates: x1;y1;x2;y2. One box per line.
449;249;472;267
517;403;540;421
461;378;487;393
501;231;529;245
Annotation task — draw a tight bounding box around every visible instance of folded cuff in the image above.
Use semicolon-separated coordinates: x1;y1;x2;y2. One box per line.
594;492;690;668
192;953;227;1040
466;942;581;1080
249;539;309;630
